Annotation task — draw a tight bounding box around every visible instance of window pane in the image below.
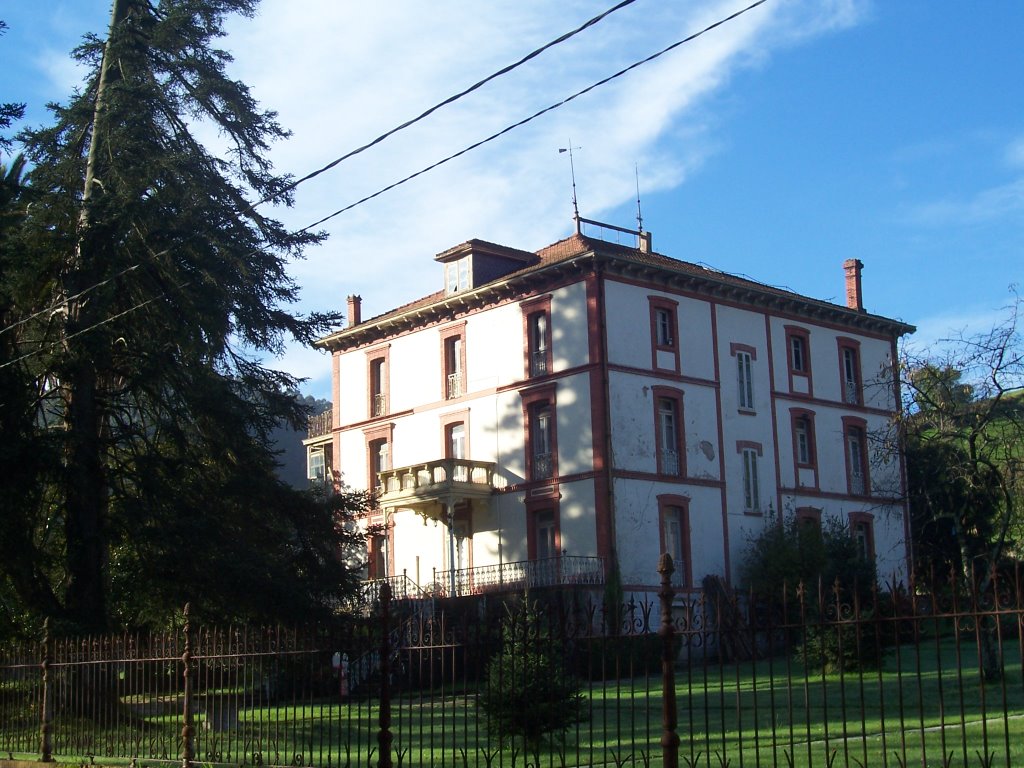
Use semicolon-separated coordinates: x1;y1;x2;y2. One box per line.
448;423;465;459
658;398;681;475
795;417;810;464
529;312;548;376
308;451;325;481
536;510;556;559
662;507;686;586
445;336;463;398
737;352;753;409
743;449;759;510
791;336;805;372
847;428;865;494
531;405;553;479
656;309;674;346
371;359;386;415
843;348;859;404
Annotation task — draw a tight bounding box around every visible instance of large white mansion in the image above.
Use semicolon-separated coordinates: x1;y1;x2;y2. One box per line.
305;220;913;602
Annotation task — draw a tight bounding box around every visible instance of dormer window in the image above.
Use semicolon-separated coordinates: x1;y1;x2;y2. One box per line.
436;240;539;296
445;257;470;295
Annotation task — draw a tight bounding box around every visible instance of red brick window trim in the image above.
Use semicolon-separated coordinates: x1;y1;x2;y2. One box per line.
525;496;561;560
795;506;822;527
736;440;763;514
521;294;553;379
652;386;685;478
795;506;823;554
729;342;757;360
363;422;394;502
648;296;680;372
789;408;817;470
439;409;470;457
842;415;870;497
521;383;558;482
657;494;691;588
784;325;813;393
730;343;757;412
849;511;875;560
837;336;863;406
440;322;467;400
366;344;390;419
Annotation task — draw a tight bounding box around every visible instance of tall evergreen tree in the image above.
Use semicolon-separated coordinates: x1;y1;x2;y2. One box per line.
2;0;362;636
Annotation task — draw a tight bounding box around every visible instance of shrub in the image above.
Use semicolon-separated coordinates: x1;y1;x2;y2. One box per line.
797;617;884;673
476;601;586;759
739;515;877;607
740;514;880;671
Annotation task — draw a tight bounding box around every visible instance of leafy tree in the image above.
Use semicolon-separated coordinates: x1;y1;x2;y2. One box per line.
0;20;26;152
0;0;361;637
909;364;974;413
898;300;1024;586
894;297;1023;678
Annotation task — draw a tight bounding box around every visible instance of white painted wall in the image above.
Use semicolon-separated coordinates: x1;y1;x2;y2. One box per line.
325;262;909;595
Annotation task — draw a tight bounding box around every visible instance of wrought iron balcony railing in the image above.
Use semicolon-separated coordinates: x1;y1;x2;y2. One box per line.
660;449;681;476
431;555;605;598
446;371;463;399
306;410;332;439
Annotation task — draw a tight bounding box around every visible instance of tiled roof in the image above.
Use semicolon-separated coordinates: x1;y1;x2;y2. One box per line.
320;231;913;347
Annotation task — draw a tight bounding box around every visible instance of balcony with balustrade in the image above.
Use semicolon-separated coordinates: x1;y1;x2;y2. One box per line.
376;457;499;522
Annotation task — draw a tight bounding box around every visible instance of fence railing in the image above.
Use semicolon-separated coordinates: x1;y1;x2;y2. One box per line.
4;567;1024;768
435;555;605;597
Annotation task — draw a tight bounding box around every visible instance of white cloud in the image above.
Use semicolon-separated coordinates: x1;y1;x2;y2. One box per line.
1006;135;1024;169
902;302;1017;357
213;0;871;391
907;178;1024;227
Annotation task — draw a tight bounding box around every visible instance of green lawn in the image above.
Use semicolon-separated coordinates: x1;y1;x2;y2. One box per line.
4;633;1023;768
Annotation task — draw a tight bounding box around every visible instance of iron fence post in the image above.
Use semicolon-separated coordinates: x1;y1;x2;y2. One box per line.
39;618;53;762
377;583;393;768
181;603;194;768
658;553;679;768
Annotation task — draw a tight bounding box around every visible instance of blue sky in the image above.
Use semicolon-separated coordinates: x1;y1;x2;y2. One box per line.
3;1;1022;400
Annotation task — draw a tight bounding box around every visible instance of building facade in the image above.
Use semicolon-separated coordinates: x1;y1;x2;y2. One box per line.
306;222;914;601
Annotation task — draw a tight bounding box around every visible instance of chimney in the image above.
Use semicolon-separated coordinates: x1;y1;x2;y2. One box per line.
346;295;362;327
638;231;652;254
843;259;864;312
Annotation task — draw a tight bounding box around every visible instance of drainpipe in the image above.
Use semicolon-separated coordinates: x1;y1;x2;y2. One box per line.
446;501;456;596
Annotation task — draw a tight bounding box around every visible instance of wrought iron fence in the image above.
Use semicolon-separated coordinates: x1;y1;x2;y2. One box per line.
4;565;1024;768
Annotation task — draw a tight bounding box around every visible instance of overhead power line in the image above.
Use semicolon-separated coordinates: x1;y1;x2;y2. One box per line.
247;0;641;212
0;264;140;338
0;285;179;371
0;0;639;339
301;0;769;230
0;0;769;361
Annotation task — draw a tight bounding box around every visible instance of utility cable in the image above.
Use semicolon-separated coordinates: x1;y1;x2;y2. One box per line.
0;285;179;371
0;0;639;338
0;0;768;359
0;264;140;338
246;0;641;213
301;0;769;230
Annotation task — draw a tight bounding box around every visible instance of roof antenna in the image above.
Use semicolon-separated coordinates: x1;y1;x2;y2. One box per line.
635;162;643;234
558;142;581;233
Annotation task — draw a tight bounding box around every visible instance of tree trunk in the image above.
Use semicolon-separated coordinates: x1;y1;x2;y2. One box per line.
63;363;108;633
